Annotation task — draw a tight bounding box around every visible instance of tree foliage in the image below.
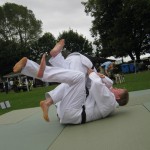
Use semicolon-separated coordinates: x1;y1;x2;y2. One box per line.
57;29;93;55
0;40;21;75
0;3;42;47
82;0;150;61
0;3;42;75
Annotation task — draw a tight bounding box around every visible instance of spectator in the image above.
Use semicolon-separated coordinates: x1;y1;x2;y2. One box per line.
100;61;115;77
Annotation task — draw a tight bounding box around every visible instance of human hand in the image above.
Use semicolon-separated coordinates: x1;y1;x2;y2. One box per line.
97;73;105;78
87;68;94;75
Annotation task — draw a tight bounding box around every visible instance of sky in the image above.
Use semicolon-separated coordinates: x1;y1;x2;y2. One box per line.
0;0;150;62
0;0;94;41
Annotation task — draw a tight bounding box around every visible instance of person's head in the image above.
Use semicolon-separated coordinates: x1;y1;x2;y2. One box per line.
108;62;115;71
110;88;129;106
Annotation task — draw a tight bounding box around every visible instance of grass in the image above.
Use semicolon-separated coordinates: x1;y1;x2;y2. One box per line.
114;71;150;91
0;71;150;115
0;85;57;115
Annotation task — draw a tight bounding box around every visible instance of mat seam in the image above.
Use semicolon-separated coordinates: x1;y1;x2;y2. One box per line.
47;125;67;150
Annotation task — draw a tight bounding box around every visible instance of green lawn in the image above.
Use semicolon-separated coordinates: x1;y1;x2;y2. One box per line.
0;71;150;115
114;71;150;91
0;85;57;115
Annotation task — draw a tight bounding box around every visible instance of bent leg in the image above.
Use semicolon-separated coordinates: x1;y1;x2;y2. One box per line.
42;65;85;86
50;39;65;57
41;83;68;122
40;68;86;124
40;56;86;124
37;53;85;85
37;53;46;78
21;59;41;79
20;57;79;84
49;53;69;69
57;74;86;124
45;83;68;103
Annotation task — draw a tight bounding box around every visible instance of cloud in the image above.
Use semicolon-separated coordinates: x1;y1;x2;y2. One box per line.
0;0;93;41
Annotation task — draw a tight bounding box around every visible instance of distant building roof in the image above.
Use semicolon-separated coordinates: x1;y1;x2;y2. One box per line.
84;54;115;65
3;72;24;78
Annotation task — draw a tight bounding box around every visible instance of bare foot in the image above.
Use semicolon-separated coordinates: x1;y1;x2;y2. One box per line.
40;99;53;122
40;100;50;122
13;57;27;73
37;54;46;78
50;39;65;57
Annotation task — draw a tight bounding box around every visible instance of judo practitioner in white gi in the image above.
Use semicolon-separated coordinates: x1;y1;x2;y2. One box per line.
13;39;129;124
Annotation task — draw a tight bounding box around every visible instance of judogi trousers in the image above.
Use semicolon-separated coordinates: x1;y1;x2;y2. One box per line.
47;53;118;122
46;53;92;102
47;53;113;104
21;59;86;124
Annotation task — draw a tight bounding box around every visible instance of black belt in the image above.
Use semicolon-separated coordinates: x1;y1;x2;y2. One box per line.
86;87;89;97
85;65;94;98
81;65;93;124
81;105;86;124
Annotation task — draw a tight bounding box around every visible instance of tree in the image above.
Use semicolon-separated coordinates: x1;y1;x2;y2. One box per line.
82;0;150;61
0;3;42;47
57;29;93;55
0;3;42;75
0;39;20;75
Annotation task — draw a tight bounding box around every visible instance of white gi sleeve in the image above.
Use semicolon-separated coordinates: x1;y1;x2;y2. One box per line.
101;76;113;89
88;72;118;118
